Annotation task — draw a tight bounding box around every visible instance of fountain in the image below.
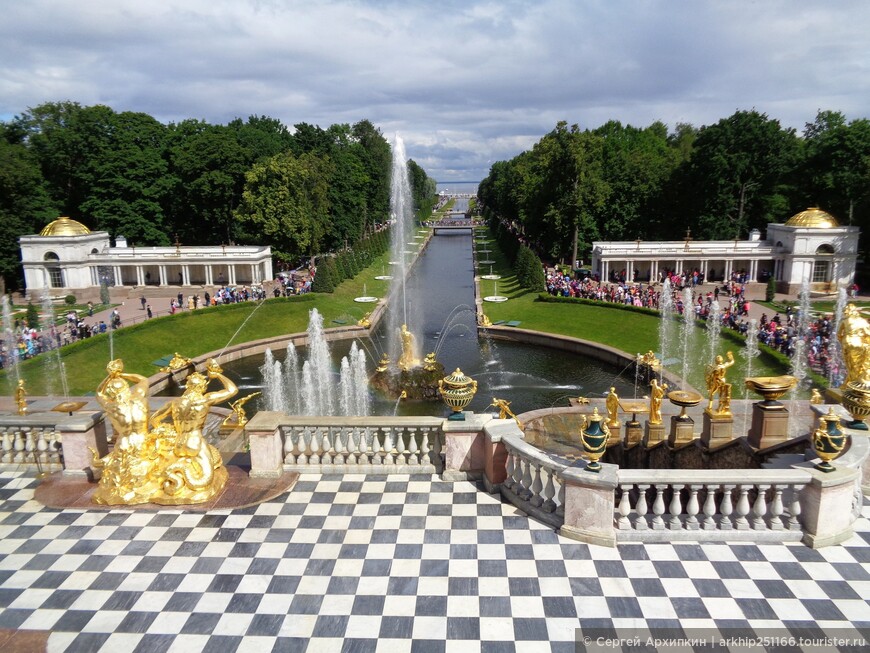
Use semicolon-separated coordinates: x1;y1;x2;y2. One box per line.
679;287;695;389
657;278;675;379
480;265;501;281
706;300;722;364
788;280;812;437
374;265;393;281
829;285;847;386
260;308;369;416
1;295;20;392
354;283;379;303
483;279;508;303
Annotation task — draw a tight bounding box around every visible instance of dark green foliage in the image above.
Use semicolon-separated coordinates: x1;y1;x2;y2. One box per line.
515;246;545;291
99;282;110;305
64;294;76;305
311;258;336;293
766;277;777;302
26;302;39;328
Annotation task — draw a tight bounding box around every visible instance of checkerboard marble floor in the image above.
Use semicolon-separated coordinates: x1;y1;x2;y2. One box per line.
0;470;868;652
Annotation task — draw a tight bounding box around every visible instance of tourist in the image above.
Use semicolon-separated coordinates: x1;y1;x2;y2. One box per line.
146;304;153;319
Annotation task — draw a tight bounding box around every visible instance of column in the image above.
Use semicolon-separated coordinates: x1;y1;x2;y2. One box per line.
205;265;213;286
251;264;258;283
158;265;167;286
229;264;237;285
626;260;634;283
113;266;122;286
135;265;144;286
602;260;608;281
182;265;190;286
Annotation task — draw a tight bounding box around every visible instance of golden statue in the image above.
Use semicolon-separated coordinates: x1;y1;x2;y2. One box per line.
375;353;391;373
399;390;407;400
490;397;522;429
637;350;661;371
15;380;27;416
477;312;492;327
423;352;439;371
91;357;237;506
222;391;261;428
605;387;620;428
357;312;371;329
160;352;193;373
148;359;236;504
92;359;157;504
649;379;668;425
810;388;824;405
838;303;870;386
705;351;735;416
398;324;419;371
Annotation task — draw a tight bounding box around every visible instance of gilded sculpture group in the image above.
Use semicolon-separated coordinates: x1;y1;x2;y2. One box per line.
91;357;237;505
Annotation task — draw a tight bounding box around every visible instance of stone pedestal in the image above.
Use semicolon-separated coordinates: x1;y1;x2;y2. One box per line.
559;464;617;547
644;423;665;447
59;412;108;477
623;421;643;448
481;419;520;493
245;411;285;478
799;465;859;548
442;413;492;481
700;412;734;449
606;422;621;447
747;403;790;449
668;415;694;447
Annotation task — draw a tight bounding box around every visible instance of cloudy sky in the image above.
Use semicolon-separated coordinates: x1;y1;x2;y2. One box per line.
2;0;868;182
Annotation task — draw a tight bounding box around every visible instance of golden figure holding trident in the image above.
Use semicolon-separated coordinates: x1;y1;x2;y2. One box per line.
398;324;419;371
705;351;735;416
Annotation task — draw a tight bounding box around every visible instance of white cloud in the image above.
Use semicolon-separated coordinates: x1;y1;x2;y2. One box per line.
1;0;868;181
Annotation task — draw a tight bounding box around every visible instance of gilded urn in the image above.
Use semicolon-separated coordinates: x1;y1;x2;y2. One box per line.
841;379;870;430
667;390;702;421
744;375;798;408
812;408;848;472
579;408;610;473
438;368;478;420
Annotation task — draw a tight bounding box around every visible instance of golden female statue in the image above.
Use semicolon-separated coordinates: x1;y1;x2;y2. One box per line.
605;387;620;428
649;379;668;425
398;324;418;371
838;303;870;386
705;351;735;416
15;380;27;416
149;359;237;503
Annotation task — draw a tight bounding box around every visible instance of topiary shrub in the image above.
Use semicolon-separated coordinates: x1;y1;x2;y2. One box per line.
26;302;40;329
64;294;77;305
766;276;776;302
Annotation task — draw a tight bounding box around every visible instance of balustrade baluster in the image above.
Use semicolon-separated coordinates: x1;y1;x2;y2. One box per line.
283;428;295;463
421;429;431;465
513;455;525;497
320;429;332;465
668;484;684;530
556;479;565;519
333;427;345;465
635;484;650;530
769;485;785;530
13;430;25;464
504;451;516;492
718;484;735;530
735;485;752;530
752;484;770;530
686;485;701;530
542;468;557;513
788;485;803;530
407;429;419;465
617;485;632;530
702;485;718;530
652;485;666;530
360;427;371;464
35;429;48;464
345;428;357;465
1;430;12;463
520;458;534;501
395;429;407;465
309;427;321;465
297;427;310;465
49;430;62;465
530;463;544;507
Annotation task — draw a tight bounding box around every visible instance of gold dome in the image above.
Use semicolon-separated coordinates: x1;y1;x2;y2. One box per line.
39;217;91;237
784;208;840;229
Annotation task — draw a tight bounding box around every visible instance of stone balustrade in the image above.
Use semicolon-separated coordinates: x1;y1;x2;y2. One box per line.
0;412;108;476
246;413;446;476
482;418;863;549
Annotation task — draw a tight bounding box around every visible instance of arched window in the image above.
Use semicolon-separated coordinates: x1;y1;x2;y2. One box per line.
43;252;64;287
816;244;835;255
91;248;99;255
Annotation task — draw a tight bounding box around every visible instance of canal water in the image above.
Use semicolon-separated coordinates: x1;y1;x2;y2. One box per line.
222;208;636;416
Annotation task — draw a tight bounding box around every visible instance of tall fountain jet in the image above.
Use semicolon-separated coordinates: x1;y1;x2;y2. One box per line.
386;134;421;367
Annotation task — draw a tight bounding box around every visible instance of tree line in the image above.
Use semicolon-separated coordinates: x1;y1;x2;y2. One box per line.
478;110;870;266
0;101;437;291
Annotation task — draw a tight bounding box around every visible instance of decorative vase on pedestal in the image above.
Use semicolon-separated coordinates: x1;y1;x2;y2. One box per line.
812;408;848;473
438;368;477;421
579;408;610;473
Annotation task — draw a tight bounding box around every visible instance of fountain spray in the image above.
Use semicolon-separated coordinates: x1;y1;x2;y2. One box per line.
657;278;674;382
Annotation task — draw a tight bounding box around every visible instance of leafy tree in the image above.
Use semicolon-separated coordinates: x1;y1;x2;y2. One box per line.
352;120;391;227
0;133;55;292
26;302;39;328
671;110;799;239
234;151;330;260
407;159;437;217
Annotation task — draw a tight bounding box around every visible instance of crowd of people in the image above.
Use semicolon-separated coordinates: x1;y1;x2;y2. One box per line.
544;265;841;381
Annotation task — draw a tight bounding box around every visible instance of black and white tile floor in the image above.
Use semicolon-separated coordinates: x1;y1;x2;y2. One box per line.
0;471;868;652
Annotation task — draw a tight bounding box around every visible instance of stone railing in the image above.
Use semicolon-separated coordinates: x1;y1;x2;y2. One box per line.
0;425;63;469
484;419;863;548
246;413;446;476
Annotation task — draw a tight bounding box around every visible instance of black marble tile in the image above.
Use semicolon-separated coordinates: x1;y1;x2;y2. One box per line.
447;616;480;640
351;595;385;616
415;595;448;616
512;617;549;641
